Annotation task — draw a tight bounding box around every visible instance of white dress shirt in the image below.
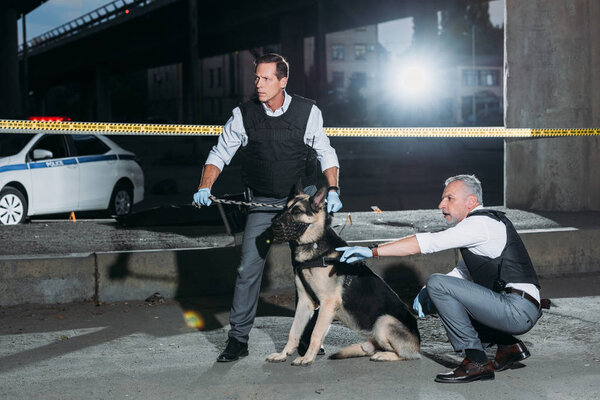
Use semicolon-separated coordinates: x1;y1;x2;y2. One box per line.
205;91;339;172
416;205;540;301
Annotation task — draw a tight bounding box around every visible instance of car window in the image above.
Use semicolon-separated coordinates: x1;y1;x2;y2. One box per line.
0;134;36;157
31;135;69;159
71;135;110;156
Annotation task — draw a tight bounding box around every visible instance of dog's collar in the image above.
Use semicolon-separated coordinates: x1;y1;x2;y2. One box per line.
293;256;341;270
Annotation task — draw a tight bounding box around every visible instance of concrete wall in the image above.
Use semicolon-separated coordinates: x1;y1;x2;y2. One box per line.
0;256;96;305
2;228;600;306
504;0;600;211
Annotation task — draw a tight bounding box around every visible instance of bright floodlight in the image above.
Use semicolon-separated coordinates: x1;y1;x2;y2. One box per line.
394;62;435;99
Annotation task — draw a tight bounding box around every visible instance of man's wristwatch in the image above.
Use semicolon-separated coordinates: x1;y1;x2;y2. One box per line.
368;243;379;257
327;186;340;193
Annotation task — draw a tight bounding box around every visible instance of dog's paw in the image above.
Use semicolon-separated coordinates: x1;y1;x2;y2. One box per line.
291;356;314;366
266;352;288;363
370;351;401;362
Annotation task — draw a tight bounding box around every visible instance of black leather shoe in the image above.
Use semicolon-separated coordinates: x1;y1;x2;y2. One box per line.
217;338;248;362
493;341;530;371
435;358;495;383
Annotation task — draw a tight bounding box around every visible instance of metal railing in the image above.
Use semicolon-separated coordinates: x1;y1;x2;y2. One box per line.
19;0;154;54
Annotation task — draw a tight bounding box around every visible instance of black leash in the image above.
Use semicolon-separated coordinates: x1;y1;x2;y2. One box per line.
192;195;284;209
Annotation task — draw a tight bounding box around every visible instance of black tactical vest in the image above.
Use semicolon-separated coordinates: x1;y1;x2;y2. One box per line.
459;209;540;291
239;94;318;198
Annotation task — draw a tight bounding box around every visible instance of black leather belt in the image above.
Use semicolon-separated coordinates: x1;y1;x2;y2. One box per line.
504;287;540;309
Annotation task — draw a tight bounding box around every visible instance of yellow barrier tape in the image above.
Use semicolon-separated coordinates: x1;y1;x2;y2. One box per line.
0;119;598;138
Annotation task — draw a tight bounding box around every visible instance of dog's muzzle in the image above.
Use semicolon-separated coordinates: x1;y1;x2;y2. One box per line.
271;213;309;242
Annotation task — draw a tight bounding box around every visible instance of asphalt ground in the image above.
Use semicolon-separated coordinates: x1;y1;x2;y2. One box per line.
1;273;599;400
1;133;598;398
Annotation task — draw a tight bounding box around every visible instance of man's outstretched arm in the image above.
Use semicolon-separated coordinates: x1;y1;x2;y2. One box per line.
337;235;421;263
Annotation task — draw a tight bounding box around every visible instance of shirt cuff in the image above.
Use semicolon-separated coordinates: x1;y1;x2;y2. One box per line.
319;158;340;172
204;155;225;171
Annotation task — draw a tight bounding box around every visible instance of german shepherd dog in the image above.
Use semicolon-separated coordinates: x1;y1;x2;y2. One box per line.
267;185;420;366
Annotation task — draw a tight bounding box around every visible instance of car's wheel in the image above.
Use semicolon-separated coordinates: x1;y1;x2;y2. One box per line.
0;187;28;225
109;183;133;216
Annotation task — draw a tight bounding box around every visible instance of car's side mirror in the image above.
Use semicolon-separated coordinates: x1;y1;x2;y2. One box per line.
32;149;53;160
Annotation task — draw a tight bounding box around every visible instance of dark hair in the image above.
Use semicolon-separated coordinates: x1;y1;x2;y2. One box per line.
255;53;289;80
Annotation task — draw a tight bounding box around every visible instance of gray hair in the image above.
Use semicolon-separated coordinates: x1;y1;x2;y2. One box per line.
444;174;483;205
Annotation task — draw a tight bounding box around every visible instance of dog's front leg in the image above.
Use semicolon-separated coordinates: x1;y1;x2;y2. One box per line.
266;290;315;363
291;297;339;366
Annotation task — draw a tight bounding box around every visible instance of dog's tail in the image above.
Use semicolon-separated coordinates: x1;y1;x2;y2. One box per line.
329;341;376;360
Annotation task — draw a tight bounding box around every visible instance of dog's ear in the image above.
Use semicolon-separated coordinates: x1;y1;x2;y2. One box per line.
294;180;305;196
311;186;328;211
287;180;305;201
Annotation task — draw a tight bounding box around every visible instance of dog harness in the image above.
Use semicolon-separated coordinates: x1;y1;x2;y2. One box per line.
293;255;358;307
293;256;340;270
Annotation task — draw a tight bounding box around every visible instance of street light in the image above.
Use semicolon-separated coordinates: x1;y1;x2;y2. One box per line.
392;59;436;101
471;24;476;125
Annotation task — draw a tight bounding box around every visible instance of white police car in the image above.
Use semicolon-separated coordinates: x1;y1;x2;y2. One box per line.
0;133;144;225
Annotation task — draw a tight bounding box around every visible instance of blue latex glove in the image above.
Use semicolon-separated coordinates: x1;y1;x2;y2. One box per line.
327;191;342;213
412;287;431;318
193;188;212;206
336;246;373;263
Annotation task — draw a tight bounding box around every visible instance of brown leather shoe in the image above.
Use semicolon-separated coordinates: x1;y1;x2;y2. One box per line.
493;341;530;371
435;358;495;383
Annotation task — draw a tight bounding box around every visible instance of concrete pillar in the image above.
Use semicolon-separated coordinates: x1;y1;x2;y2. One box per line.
0;7;21;118
314;0;327;104
504;0;600;211
94;66;111;121
21;12;29;116
82;79;94;121
411;2;438;50
280;15;306;96
182;0;199;123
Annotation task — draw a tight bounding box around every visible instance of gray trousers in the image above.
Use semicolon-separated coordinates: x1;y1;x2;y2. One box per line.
426;273;542;352
228;186;316;343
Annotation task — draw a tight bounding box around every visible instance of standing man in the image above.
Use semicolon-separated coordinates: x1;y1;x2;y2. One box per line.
337;175;542;383
193;53;342;362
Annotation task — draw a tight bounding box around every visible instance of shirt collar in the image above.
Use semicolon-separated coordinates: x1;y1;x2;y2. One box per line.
463;205;484;220
261;90;291;116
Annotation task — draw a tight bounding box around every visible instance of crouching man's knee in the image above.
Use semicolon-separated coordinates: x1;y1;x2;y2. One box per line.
426;273;448;296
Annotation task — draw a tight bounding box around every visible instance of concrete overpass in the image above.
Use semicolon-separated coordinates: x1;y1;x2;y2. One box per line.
1;0;599;212
4;0;480;120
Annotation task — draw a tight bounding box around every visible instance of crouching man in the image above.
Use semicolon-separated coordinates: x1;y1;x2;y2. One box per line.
337;174;543;383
